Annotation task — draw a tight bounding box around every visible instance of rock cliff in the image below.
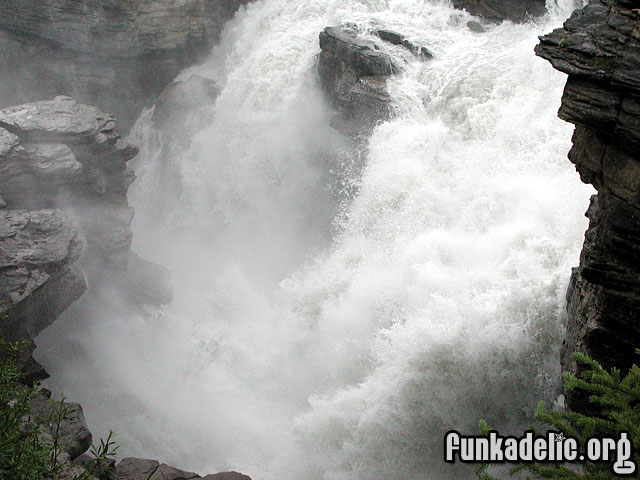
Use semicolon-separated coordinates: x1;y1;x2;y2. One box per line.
0;0;249;130
0;95;249;479
536;0;640;412
0;96;173;381
0;96;138;270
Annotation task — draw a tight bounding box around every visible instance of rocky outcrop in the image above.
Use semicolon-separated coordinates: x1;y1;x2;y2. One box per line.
0;96;137;269
0;94;248;480
152;74;220;146
0;96;172;381
113;458;253;480
0;0;249;130
452;0;547;23
0;209;86;381
536;0;640;412
31;389;93;460
317;25;431;138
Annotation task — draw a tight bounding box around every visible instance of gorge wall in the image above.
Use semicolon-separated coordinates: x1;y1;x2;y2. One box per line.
0;0;249;131
536;0;640;412
0;95;252;480
0;96;139;381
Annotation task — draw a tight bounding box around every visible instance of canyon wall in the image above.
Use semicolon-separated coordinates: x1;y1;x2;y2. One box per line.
0;96;139;380
536;0;640;411
0;95;251;480
0;0;249;130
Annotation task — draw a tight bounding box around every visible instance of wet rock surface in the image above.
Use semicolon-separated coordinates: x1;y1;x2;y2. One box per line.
0;0;250;130
113;458;253;480
537;0;640;412
0;96;138;267
452;0;547;23
0;209;86;348
317;25;431;138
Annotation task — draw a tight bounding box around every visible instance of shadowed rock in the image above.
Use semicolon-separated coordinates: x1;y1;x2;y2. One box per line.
0;209;86;342
202;473;253;480
152;75;220;145
536;0;640;413
31;390;93;459
0;0;251;130
114;458;253;480
452;0;546;23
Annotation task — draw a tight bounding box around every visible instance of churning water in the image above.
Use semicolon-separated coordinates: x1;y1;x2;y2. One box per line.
36;0;593;478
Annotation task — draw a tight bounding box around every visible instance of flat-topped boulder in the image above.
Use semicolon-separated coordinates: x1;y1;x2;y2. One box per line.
452;0;547;23
319;27;399;77
0;96;112;144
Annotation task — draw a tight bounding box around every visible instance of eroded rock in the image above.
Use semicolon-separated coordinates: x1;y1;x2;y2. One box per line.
0;96;138;269
0;0;251;130
452;0;547;23
537;0;640;413
30;390;93;459
0;209;86;342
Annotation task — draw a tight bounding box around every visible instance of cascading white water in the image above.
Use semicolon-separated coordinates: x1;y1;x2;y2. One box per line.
36;0;594;478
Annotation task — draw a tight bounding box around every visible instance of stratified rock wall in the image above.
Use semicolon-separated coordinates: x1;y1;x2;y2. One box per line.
0;96;150;382
536;0;640;412
0;96;138;269
0;209;86;344
0;0;249;130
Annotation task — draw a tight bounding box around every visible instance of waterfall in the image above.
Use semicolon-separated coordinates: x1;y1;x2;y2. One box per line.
36;0;593;478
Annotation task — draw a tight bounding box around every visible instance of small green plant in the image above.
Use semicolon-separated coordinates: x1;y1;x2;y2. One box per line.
559;31;573;48
0;339;57;479
476;351;640;479
0;336;119;479
80;430;119;480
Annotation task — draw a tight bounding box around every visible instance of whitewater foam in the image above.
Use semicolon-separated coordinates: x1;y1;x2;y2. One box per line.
36;0;592;478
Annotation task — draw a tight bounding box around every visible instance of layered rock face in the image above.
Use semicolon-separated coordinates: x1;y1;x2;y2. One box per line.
0;96;138;270
452;0;547;23
0;96;246;479
536;0;640;412
317;25;431;138
0;209;86;382
0;0;249;130
0;96;170;382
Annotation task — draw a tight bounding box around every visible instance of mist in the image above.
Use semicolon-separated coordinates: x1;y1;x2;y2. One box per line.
34;0;593;479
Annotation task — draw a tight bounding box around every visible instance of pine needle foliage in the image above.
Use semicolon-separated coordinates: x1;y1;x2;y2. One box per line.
476;350;640;479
